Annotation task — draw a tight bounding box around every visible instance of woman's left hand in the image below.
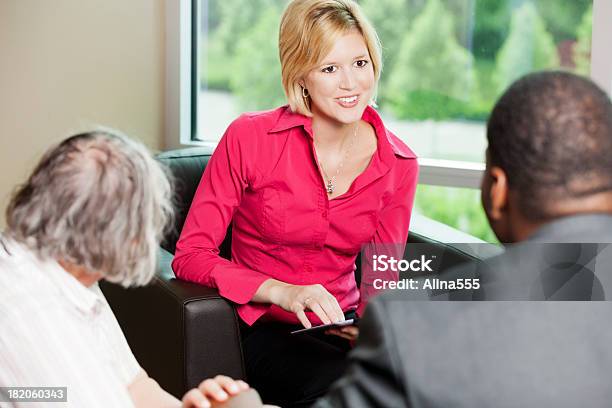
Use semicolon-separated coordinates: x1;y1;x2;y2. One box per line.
325;325;359;341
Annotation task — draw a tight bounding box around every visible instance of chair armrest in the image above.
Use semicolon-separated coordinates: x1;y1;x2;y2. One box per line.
100;248;245;399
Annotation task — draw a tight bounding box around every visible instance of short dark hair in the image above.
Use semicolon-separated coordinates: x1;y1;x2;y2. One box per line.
487;71;612;220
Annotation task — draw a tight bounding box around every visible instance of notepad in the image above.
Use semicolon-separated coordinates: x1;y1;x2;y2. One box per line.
290;318;360;335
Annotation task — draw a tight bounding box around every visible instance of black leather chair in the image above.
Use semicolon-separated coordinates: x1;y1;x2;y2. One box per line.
100;147;481;399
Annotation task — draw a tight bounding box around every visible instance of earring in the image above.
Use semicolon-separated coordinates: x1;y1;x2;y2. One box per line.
302;87;309;98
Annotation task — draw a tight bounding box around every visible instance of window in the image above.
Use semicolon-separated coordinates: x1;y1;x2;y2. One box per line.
414;185;497;243
167;0;611;241
192;0;596;155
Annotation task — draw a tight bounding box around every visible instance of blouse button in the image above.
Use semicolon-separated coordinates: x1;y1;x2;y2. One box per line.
322;210;328;218
304;265;312;272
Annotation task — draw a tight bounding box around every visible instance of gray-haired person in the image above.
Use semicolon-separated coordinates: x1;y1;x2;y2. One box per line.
0;131;258;408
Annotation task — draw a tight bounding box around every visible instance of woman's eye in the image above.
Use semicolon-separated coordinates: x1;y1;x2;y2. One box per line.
321;66;337;73
355;60;369;68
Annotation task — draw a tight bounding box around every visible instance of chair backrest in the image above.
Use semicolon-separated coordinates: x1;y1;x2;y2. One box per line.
157;147;480;278
157;147;232;258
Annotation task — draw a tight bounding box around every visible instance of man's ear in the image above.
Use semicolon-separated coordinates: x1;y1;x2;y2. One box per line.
484;166;509;221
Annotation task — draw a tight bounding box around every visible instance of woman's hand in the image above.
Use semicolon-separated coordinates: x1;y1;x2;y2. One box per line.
181;375;250;408
326;325;359;342
277;283;345;328
254;279;345;328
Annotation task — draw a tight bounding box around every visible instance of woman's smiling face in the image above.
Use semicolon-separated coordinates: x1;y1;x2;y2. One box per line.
302;29;375;126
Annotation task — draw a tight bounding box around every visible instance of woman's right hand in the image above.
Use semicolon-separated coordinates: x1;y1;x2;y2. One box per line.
254;280;345;328
275;283;345;328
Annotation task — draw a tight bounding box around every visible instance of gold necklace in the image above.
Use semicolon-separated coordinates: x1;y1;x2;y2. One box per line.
317;123;359;195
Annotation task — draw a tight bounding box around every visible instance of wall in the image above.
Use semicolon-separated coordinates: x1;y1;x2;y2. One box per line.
592;0;612;93
0;0;166;228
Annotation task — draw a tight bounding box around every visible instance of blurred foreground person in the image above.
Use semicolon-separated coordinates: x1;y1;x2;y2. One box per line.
0;131;258;407
315;72;612;407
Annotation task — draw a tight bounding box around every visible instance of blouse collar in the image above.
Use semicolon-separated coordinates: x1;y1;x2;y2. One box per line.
269;105;416;166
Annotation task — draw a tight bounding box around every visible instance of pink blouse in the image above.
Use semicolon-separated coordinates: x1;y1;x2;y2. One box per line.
172;105;418;326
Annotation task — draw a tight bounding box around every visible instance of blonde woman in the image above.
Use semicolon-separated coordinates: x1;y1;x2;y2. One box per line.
173;0;418;406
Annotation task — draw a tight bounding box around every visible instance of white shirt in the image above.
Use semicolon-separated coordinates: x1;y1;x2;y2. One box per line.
0;237;140;407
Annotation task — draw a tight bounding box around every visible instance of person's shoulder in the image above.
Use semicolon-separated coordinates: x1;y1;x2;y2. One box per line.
372;287;494;326
384;128;418;160
224;106;297;158
222;107;292;153
0;238;46;292
0;272;66;341
228;106;289;133
361;291;458;339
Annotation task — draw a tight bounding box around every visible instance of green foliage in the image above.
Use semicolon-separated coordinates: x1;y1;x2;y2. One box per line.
474;59;498;108
534;0;592;42
384;0;476;120
494;2;559;95
229;5;286;111
196;0;592;243
472;0;511;59
574;4;593;75
359;0;414;98
387;90;489;121
203;30;233;90
213;0;283;57
200;0;287;98
414;185;498;243
470;1;590;60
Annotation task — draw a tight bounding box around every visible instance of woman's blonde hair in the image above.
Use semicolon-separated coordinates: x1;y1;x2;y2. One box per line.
279;0;382;116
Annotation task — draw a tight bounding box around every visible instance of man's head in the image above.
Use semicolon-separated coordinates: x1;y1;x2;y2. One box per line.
482;71;612;243
5;130;174;286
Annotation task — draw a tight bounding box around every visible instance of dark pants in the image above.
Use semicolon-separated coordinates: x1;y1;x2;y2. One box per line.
240;318;353;408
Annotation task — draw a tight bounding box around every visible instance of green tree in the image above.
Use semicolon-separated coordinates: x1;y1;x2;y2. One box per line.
360;0;415;100
414;185;497;243
229;5;286;111
534;0;592;42
384;0;476;120
472;0;511;59
574;4;592;76
494;2;558;95
203;0;286;90
203;30;233;90
213;0;283;56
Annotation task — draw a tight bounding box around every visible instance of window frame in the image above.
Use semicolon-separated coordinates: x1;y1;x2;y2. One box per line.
166;0;612;188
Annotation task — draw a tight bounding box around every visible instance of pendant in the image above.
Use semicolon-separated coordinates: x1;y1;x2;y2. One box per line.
326;179;334;194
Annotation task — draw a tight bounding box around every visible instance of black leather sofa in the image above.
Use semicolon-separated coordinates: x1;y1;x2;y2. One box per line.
100;147;481;399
